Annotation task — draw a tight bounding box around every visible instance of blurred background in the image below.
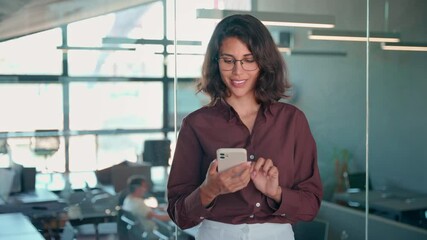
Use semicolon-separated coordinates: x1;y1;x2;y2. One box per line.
0;0;426;239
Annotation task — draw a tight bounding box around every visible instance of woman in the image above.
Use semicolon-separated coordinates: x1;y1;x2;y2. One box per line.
167;14;322;240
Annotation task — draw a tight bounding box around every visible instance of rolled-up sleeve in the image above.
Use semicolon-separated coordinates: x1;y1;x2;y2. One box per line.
167;117;211;229
267;110;322;221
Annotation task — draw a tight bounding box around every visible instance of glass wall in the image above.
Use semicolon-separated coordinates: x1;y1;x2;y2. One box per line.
1;0;426;239
368;0;427;238
173;0;426;239
174;0;367;238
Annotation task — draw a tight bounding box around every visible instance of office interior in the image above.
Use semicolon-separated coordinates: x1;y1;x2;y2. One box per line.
0;0;426;239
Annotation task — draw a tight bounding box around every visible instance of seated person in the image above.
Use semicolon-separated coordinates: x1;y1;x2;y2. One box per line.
122;175;170;238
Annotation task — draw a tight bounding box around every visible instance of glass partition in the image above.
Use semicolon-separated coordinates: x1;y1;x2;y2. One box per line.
368;0;427;238
2;0;426;239
173;0;368;239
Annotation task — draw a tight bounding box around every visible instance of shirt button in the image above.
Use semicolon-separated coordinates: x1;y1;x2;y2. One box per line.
281;214;286;217
249;215;254;218
255;202;260;207
249;154;255;160
200;217;204;219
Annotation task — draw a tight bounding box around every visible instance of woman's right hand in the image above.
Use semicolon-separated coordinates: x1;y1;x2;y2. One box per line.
199;159;251;207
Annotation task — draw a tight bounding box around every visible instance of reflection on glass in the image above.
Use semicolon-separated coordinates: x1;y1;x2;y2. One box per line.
166;54;205;78
168;81;209;128
369;0;427;234
66;1;165;77
67;46;164;77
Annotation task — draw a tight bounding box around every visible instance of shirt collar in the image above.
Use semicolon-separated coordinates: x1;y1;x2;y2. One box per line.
214;98;274;122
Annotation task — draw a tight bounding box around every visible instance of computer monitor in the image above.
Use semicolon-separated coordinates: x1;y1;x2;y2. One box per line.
0;168;15;201
21;167;36;192
9;162;23;193
142;140;171;167
7;163;36;194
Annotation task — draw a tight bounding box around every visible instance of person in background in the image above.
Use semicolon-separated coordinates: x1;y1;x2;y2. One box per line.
122;175;170;239
167;14;323;240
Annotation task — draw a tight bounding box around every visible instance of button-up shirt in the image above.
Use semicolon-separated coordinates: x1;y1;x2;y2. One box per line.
167;99;322;229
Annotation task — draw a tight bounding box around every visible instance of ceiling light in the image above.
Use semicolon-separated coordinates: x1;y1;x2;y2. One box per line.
57;46;136;51
381;42;427;52
309;30;400;42
103;37;202;46
277;46;291;53
196;9;335;29
288;50;347;57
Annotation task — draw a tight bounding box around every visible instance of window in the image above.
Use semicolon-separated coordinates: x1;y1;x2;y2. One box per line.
69;81;163;130
0;84;63;132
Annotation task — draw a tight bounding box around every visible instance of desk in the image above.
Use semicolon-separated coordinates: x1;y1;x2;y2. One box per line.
333;190;427;228
11;188;60;203
0;189;66;218
0;213;45;240
0;189;67;239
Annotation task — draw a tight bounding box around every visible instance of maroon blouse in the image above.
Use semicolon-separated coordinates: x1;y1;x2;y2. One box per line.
167;99;322;229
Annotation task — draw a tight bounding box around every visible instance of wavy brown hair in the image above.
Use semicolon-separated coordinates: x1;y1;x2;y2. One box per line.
196;14;291;106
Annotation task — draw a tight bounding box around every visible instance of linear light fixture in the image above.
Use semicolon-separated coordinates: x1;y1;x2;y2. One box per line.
57;46;136;51
288;50;347;57
309;29;400;42
381;42;427;52
196;9;335;29
277;46;291;53
103;37;202;46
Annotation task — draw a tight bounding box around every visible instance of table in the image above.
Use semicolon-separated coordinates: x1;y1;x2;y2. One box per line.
10;188;60;203
0;213;45;240
333;190;427;228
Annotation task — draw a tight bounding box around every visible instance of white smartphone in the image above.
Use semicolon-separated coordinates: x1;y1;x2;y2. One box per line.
216;148;247;172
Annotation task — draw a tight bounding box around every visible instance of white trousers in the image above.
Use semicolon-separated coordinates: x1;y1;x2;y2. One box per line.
195;220;294;240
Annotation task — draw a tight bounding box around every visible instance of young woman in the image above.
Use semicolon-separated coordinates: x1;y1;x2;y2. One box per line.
167;14;322;240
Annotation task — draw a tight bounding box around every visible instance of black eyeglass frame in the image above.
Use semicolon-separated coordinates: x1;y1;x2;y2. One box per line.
216;57;259;71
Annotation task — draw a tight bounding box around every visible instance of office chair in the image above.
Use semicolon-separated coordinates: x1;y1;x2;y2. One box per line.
152;218;175;240
117;209;149;240
293;218;329;240
143;139;171;202
142;139;171;167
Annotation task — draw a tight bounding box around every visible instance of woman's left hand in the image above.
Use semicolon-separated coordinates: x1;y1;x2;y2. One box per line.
250;157;282;203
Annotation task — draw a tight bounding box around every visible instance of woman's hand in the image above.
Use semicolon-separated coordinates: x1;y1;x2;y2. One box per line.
200;159;251;207
251;157;282;203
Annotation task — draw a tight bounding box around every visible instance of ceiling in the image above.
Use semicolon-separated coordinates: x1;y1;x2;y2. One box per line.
1;0;426;43
0;0;156;41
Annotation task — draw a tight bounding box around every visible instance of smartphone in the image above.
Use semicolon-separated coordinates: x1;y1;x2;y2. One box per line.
216;148;247;172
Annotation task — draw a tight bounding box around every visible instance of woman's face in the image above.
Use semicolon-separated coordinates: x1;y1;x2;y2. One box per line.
218;37;260;101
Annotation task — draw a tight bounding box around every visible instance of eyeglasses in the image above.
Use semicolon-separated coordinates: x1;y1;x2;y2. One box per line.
217;57;258;71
